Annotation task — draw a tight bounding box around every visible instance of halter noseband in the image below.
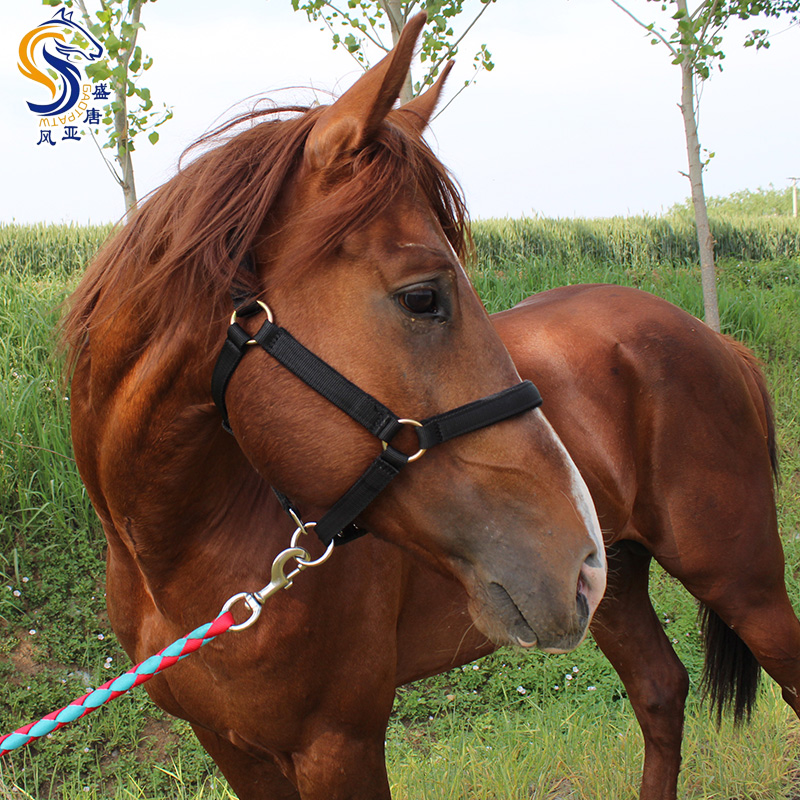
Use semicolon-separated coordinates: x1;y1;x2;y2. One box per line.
211;299;543;548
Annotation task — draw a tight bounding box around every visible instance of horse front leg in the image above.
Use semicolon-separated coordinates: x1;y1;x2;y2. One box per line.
195;727;391;800
292;732;392;800
590;541;689;800
191;724;301;800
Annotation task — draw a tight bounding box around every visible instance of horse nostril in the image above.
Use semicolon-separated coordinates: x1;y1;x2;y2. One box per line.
583;548;603;570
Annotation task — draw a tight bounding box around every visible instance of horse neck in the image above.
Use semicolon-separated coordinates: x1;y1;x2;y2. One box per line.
73;311;290;607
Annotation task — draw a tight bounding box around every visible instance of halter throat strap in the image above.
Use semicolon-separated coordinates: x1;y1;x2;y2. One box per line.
211;301;542;547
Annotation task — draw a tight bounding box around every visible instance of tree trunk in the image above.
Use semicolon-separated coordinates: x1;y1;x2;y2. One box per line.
114;0;142;218
383;0;414;103
115;83;137;217
677;0;720;331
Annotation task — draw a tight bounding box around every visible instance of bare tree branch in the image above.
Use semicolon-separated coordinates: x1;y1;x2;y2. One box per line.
88;127;124;187
609;0;680;57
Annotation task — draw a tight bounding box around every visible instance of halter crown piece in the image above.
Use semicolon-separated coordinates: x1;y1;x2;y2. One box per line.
211;290;543;548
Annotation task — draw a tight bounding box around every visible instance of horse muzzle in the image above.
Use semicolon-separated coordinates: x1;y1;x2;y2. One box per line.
463;538;605;653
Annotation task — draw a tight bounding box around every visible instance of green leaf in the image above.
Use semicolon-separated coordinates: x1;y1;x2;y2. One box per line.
86;60;112;81
148;131;159;145
344;32;359;53
71;31;89;51
121;21;138;41
105;31;121;56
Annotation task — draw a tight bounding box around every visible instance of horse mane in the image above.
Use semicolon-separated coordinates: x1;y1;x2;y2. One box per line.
61;103;471;370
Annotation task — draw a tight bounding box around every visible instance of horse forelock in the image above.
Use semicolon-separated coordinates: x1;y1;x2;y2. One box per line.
61;103;470;371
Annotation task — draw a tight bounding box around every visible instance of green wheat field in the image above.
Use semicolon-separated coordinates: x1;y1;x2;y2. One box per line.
1;199;799;798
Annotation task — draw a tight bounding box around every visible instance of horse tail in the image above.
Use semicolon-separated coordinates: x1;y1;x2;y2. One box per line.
719;333;779;483
698;603;761;726
698;332;776;726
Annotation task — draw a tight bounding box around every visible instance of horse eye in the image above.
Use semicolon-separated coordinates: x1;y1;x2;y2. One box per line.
399;288;438;316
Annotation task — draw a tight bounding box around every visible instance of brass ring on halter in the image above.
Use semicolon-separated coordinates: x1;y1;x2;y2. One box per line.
229;299;274;334
381;418;427;463
290;522;335;567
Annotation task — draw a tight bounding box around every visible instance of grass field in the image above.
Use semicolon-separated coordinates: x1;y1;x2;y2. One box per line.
0;215;798;798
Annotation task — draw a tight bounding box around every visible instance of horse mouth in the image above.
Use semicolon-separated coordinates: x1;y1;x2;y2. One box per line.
486;582;538;648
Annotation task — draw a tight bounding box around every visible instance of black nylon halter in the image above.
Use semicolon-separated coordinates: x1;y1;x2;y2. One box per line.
211;300;543;547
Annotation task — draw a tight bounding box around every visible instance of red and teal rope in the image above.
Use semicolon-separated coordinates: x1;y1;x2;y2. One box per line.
0;610;235;757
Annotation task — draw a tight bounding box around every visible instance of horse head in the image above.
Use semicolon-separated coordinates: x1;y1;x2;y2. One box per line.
219;14;606;652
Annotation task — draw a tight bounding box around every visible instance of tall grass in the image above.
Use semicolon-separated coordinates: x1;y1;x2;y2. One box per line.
0;224;113;278
472;215;800;273
0;219;798;798
669;185;795;218
387;682;800;799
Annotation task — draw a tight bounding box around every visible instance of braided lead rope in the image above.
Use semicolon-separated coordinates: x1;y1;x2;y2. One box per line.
0;533;333;758
0;611;235;757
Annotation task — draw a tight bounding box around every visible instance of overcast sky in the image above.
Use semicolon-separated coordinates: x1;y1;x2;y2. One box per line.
2;0;798;225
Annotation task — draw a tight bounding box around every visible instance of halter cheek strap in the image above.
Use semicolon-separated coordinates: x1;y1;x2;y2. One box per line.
211;301;543;547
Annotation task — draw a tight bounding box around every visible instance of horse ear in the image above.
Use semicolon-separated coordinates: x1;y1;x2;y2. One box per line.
394;60;454;134
304;12;427;171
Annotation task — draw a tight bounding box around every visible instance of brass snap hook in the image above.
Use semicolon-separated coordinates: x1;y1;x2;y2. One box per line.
221;545;308;631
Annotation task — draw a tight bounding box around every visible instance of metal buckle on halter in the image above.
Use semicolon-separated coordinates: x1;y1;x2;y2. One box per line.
230;300;274;345
381;418;427;463
288;515;335;567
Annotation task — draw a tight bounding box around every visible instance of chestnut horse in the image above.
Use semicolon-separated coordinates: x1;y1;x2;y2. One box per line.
62;16;605;799
490;284;797;800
